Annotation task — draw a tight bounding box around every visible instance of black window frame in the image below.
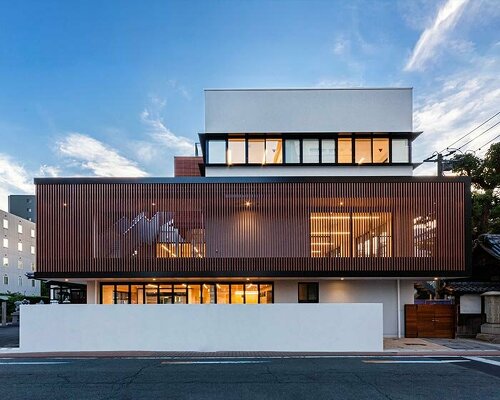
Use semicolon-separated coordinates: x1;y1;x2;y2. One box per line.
298;282;319;303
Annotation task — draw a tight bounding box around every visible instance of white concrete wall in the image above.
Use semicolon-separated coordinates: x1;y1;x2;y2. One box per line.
205;165;414;177
20;303;383;352
274;279;414;337
460;294;481;314
205;88;412;133
86;281;97;304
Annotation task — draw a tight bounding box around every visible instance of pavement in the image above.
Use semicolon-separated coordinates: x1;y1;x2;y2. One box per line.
0;355;499;399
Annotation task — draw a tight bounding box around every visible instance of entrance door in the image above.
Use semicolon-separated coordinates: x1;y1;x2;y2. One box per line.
405;304;456;338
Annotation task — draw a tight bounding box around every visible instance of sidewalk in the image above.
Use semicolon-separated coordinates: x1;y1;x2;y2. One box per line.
1;338;500;359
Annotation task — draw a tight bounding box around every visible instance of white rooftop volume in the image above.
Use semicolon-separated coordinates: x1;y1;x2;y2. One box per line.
205;88;413;134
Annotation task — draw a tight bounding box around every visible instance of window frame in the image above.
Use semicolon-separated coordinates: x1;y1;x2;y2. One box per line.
298;282;319;303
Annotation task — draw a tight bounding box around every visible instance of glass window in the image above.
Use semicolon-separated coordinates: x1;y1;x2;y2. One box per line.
17;224;22;234
372;138;389;163
245;283;259;304
17;260;22;269
355;138;372;164
208;140;226;164
2;219;7;229
17;242;22;252
2;257;7;267
216;284;230;304
338;138;352;163
187;284;201;304
259;284;273;304
145;284;158;304
32;280;35;287
130;284;144;304
31;262;35;271
303;139;319;163
31;229;35;238
265;139;283;164
30;246;35;254
413;214;437;257
3;274;8;285
247;139;265;164
228;138;246;164
102;285;114;304
231;284;245;304
298;282;319;303
2;238;8;248
114;285;129;304
18;276;22;286
202;284;215;304
173;284;187;304
285;140;300;163
311;212;351;257
321;140;336;163
392;139;409;163
159;284;173;304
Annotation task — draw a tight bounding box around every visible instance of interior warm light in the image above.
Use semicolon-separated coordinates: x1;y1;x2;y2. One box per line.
160;244;177;258
63;203;67;207
340;201;344;206
310;232;350;235
434;277;438;281
152;202;156;206
245;201;251;207
153;278;156;281
64;279;69;282
340;278;345;281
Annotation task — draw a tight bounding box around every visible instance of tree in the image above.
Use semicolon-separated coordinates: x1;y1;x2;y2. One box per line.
450;142;500;237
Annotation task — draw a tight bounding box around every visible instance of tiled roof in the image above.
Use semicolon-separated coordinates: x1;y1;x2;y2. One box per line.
444;281;500;294
475;234;500;261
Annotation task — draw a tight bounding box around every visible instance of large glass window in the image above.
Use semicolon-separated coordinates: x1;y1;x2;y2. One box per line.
115;285;129;304
259;284;273;304
265;139;282;164
298;282;319;303
310;212;392;258
248;139;265;164
372;138;389;163
202;284;215;304
303;139;319;163
159;284;173;304
131;284;144;304
228;138;246;164
285;140;300;163
216;284;230;304
338;138;352;163
231;284;245;304
245;283;259;304
355;138;372;164
173;284;187;304
102;285;114;304
188;284;201;304
146;284;158;304
321;140;336;163
413;214;436;257
392;139;409;163
207;140;226;164
2;219;7;229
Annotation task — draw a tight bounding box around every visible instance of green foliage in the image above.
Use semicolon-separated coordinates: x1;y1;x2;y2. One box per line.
451;142;500;237
0;292;50;317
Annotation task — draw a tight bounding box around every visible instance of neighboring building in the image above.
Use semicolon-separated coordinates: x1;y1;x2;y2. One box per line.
1;209;40;296
443;234;500;336
34;88;470;338
8;195;36;222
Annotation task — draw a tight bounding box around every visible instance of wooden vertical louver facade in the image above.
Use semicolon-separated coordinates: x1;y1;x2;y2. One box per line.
34;176;471;278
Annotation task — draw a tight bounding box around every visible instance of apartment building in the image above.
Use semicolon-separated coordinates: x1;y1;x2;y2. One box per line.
1;209;40;296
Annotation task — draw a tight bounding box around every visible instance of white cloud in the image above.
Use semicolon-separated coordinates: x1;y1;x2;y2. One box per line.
412;51;500;174
0;154;34;210
405;0;470;71
38;164;60;177
140;100;194;156
57;133;148;177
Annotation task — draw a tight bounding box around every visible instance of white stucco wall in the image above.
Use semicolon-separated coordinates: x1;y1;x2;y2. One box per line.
205;88;413;133
460;294;481;314
274;279;414;337
20;303;383;352
205;165;414;177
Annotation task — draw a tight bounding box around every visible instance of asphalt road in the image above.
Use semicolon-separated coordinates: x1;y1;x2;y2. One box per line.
0;356;499;400
0;325;19;347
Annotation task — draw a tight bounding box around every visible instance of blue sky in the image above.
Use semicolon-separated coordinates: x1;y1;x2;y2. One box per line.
0;0;499;208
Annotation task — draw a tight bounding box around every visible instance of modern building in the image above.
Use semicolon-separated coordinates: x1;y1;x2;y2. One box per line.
8;195;36;222
1;209;40;296
33;88;470;340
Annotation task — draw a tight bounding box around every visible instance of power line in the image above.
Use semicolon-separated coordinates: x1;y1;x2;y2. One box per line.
453;120;500;152
439;111;500;153
475;132;500;152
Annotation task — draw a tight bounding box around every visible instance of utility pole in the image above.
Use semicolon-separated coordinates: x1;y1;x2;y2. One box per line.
437;153;443;177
